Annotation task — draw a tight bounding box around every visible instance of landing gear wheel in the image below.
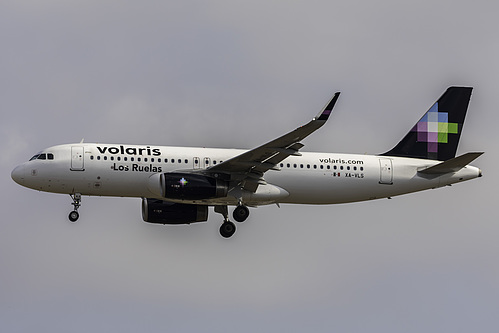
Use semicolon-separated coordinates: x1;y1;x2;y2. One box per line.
69;211;79;222
233;205;250;222
220;221;236;238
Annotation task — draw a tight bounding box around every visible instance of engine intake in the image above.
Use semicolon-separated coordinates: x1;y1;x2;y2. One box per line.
142;198;208;224
161;173;228;200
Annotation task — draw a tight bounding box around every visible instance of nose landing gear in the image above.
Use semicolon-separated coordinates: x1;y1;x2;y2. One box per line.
68;193;81;222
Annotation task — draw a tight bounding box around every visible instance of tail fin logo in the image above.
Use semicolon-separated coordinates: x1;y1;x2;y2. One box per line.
412;102;459;153
382;86;472;161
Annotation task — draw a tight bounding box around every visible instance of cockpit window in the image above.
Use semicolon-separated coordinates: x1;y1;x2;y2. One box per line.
29;153;54;161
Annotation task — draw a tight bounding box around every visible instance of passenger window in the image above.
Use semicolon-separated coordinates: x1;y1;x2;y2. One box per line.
287;163;290;168
171;159;175;163
137;157;141;162
110;156;114;161
90;156;94;160
124;157;127;161
178;159;181;164
151;158;154;162
104;156;107;161
131;157;134;162
185;159;188;164
97;156;101;160
144;158;148;162
117;157;121;161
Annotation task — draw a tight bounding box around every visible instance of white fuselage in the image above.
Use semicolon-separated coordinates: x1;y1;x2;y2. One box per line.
11;143;481;206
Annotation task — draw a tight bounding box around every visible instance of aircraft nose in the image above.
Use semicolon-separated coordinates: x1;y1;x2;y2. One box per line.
11;164;25;185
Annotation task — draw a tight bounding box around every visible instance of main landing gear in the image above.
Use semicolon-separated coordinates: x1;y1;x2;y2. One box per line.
233;205;250;222
68;193;81;222
215;204;250;238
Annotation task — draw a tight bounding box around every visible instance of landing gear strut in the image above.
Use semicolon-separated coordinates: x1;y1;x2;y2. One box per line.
215;205;236;238
68;193;81;222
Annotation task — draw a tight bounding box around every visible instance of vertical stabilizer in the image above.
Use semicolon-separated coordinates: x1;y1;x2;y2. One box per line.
381;86;473;161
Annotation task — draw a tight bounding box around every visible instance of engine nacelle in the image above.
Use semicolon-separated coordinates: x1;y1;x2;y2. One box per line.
161;173;228;200
142;198;208;224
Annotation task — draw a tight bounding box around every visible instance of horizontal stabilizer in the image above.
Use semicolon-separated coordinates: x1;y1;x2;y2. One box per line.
418;152;483;174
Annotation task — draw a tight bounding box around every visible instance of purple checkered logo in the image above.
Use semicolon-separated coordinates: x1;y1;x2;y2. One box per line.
179;177;188;187
411;103;459;153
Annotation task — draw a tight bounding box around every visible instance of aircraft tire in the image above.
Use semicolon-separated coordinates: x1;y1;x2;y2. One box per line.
233;205;249;223
69;211;79;222
220;221;236;238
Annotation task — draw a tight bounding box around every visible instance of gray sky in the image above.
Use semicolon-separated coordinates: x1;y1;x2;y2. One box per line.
1;1;498;332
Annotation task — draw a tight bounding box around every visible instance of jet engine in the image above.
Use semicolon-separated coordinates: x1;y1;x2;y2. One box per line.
161;173;228;200
142;198;208;224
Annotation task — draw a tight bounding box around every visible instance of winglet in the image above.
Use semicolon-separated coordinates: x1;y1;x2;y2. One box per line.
315;92;340;121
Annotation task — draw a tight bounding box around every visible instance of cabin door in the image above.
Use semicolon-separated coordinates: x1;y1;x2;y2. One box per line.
71;146;85;171
379;158;393;184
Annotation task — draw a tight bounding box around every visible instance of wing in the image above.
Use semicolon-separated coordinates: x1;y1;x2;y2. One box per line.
204;92;340;191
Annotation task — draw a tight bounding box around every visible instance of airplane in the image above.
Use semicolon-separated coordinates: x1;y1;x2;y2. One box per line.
11;86;483;238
